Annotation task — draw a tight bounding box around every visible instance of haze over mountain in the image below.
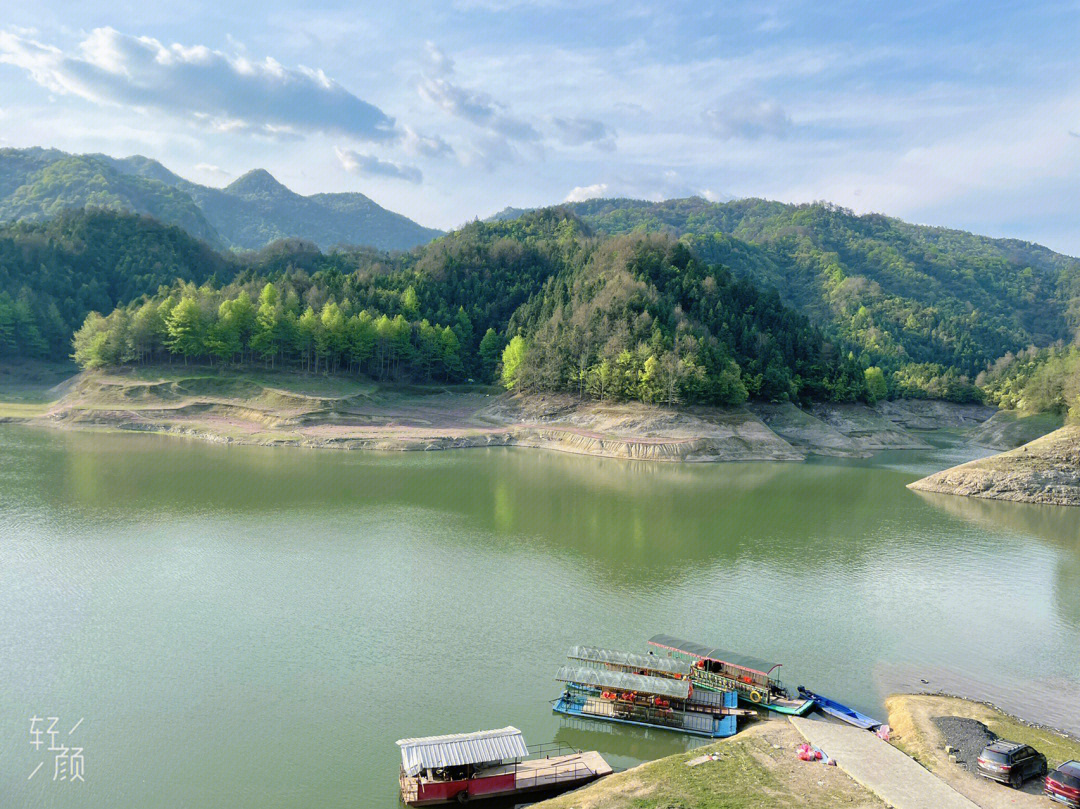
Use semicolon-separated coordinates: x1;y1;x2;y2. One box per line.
0;148;443;252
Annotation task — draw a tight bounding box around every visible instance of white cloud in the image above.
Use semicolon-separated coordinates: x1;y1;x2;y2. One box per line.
335;146;422;183
417;42;541;145
423;41;454;77
552;116;615;150
563;182;609;202
564;171;728;204
702;91;791;140
402;125;454;158
0;27;397;141
458;135;522;172
194;162;231;180
418;75;540;141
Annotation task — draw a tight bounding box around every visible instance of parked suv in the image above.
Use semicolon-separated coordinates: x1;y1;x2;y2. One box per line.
1045;760;1080;807
976;741;1047;788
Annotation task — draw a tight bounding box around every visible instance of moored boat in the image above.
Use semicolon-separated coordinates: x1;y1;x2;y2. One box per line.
796;686;882;730
647;634;814;716
396;726;611;806
553;657;747;738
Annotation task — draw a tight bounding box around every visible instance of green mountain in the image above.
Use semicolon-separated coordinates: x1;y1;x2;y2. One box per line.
564;197;1080;378
64;209;866;406
0;148;443;252
0;149;222;246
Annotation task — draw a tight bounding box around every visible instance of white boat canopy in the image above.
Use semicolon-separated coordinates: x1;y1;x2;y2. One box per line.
396;727;529;776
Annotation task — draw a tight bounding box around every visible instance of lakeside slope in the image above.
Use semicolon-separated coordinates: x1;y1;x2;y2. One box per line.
908;426;1080;506
2;366;978;462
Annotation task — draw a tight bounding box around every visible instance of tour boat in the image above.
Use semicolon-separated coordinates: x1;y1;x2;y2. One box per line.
553;650;748;738
647;634;814;716
396;726;611;806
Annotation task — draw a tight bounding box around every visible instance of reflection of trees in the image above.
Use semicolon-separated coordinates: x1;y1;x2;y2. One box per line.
49;428;1058;586
912;490;1080;630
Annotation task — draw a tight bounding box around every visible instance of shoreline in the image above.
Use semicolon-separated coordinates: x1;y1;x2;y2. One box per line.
529;694;1080;809
3;366;996;463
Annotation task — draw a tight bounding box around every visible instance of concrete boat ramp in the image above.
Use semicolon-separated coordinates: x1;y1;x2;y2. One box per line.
791;716;980;809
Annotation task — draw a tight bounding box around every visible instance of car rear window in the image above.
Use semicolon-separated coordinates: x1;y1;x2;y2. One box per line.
1054;764;1080;789
982;750;1009;763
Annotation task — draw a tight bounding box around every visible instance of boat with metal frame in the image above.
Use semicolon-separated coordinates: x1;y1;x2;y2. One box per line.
647;634;814;716
553;658;748;738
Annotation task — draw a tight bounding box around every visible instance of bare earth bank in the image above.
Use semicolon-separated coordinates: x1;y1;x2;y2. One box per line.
908;426;1080;506
4;367;996;463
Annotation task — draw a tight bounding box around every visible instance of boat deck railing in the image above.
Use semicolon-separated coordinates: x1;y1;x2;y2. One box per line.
524;741;579;759
513;756;598;790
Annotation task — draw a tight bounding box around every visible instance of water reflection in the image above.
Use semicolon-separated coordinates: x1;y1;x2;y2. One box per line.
913;490;1080;630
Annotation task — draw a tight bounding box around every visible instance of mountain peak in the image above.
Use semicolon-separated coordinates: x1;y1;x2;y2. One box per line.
225;168;291;197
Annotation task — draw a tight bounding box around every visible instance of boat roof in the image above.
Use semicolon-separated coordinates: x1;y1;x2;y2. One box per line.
556;664;692;699
568;645;693;677
396;727;529;776
648;634;781;678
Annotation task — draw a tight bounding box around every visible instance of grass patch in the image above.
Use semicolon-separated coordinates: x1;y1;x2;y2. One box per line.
888;694;1080;770
0;401;52;418
534;724;880;809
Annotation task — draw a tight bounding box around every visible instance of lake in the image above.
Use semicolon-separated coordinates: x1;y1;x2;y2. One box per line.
2;424;1078;808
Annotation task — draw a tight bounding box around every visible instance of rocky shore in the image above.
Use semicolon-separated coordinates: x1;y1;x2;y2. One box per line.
9;368;1000;464
908;426;1080;506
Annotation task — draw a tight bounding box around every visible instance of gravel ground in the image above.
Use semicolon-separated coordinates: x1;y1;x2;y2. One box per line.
933;715;997;774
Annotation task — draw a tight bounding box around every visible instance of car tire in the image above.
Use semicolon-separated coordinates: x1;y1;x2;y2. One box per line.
1009;771;1021;789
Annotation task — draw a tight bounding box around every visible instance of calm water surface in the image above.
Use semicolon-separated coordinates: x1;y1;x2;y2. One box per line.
1;425;1078;808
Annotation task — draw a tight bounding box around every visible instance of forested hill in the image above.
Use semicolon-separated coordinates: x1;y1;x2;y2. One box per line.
0;148;443;252
0;210;234;358
564;197;1080;377
62;209;868;406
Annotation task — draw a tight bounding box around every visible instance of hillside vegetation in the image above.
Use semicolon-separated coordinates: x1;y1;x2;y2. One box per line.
568;197;1080;379
0;147;442;251
67;211;872;407
0;210;232;359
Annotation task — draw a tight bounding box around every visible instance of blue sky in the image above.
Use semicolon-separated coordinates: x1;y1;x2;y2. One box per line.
2;1;1079;253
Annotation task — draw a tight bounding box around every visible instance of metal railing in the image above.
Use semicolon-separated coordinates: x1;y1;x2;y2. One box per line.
525;741;580;759
513;758;596;790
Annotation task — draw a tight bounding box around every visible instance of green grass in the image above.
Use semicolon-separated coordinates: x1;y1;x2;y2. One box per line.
979;712;1080;769
0;401;51;418
534;727;880;809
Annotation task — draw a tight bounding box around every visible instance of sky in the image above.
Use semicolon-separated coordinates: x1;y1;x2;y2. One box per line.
1;1;1079;253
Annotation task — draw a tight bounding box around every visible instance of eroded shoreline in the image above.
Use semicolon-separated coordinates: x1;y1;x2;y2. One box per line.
6;367;996;463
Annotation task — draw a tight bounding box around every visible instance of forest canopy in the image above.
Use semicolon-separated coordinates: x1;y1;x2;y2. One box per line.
7;202;1079;410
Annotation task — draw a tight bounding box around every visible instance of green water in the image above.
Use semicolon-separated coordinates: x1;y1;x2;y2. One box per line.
2;425;1078;808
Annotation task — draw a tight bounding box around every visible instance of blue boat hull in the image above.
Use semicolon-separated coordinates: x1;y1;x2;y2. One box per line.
553;696;737;738
797;687;881;730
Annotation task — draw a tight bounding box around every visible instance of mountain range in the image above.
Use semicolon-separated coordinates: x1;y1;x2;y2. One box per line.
0;148;443;252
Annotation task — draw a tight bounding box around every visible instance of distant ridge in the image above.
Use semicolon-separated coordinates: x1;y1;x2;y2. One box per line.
0;147;443;251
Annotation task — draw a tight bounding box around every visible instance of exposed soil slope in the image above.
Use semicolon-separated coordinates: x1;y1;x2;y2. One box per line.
909;426;1080;506
7;367;989;463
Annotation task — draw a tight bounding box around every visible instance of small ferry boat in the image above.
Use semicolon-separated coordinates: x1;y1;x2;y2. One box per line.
796;686;882;730
553;651;747;738
648;634;814;716
396;726;611;806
